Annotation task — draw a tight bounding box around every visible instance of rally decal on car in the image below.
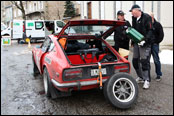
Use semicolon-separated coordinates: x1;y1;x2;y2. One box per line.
44;56;52;64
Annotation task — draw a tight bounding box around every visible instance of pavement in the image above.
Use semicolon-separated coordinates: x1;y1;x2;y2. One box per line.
1;40;173;115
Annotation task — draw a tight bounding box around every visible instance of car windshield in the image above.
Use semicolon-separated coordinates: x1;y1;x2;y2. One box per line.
64;25;112;36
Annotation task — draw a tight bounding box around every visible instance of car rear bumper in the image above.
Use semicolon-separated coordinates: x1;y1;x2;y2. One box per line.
51;79;107;88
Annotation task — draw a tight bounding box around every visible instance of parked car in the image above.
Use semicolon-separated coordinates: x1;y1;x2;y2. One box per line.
32;20;138;109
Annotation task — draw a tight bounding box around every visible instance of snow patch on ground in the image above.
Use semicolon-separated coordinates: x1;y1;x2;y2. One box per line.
150;50;173;65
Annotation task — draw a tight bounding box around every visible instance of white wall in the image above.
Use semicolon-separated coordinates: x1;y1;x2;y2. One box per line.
121;1;133;25
160;1;173;46
92;1;99;19
153;1;158;21
144;1;152;13
81;1;173;46
102;1;114;20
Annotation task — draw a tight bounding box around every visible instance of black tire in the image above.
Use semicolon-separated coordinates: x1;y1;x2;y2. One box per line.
3;34;10;36
43;67;63;99
32;55;40;76
31;38;37;43
17;39;20;44
43;68;51;97
103;73;138;109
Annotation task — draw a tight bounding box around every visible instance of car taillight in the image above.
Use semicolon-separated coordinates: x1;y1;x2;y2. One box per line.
114;65;129;73
64;68;83;79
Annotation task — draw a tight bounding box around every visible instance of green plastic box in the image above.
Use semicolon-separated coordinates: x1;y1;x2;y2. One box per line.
126;27;144;44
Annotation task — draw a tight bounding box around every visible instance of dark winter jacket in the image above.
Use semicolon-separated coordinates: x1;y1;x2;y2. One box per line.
152;19;164;44
114;20;131;51
131;12;154;46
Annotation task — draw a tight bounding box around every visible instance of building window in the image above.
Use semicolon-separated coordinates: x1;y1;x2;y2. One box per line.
29;3;32;12
34;3;36;11
41;1;43;9
38;1;40;10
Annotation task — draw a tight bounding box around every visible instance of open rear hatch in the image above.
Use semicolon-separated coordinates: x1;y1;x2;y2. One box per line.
57;20;129;81
57;20;125;65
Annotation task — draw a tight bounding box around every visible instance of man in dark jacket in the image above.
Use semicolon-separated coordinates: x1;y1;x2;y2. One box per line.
149;12;164;81
130;4;154;89
114;10;131;52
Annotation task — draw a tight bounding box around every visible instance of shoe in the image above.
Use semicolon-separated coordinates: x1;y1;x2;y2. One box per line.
136;77;144;83
156;76;161;81
143;80;150;89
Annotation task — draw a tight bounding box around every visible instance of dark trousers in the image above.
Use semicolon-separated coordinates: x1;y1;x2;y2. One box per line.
151;43;162;76
132;44;151;82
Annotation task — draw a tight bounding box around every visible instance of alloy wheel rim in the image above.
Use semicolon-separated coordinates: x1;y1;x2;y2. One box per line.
112;77;135;103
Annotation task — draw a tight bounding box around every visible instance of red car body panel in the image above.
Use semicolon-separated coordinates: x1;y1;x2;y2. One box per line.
32;20;131;92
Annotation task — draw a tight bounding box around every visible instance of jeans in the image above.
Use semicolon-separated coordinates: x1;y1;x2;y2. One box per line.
151;44;162;76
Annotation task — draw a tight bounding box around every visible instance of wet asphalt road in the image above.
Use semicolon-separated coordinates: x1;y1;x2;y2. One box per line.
1;41;173;115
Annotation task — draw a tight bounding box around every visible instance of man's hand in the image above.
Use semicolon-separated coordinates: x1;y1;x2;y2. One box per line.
123;26;128;30
138;40;145;46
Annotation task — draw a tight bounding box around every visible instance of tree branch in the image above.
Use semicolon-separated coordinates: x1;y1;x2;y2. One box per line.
11;1;26;20
11;1;22;10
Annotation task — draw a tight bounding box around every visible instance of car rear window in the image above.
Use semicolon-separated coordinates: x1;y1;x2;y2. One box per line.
64;25;112;36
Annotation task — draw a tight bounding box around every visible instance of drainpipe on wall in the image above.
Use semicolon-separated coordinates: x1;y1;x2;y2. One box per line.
157;1;161;22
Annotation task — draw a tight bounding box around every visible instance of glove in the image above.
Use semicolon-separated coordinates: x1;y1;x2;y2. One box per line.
138;40;145;46
123;26;128;29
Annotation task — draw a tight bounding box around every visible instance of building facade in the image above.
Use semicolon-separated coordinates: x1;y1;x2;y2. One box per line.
12;1;66;20
1;1;13;26
1;1;81;25
81;1;173;46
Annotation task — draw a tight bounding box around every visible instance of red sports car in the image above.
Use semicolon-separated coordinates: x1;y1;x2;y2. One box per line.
32;20;138;109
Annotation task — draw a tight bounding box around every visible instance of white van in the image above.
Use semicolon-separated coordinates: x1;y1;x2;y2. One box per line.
1;23;7;31
1;20;66;42
1;20;23;39
25;20;65;42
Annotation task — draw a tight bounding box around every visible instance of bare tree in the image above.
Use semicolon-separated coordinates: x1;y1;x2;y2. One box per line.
57;9;61;20
11;1;26;20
